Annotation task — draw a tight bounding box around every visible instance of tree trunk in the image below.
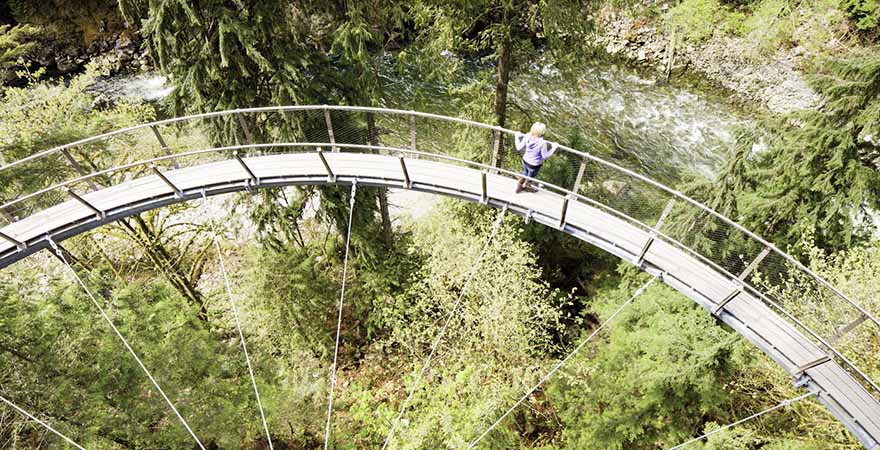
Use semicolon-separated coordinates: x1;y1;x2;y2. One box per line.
493;30;512;167
376;189;393;248
366;112;393;248
119;217;210;324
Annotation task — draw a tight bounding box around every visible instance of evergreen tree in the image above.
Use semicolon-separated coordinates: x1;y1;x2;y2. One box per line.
121;1;408;255
0;23;37;83
406;0;594;165
678;48;880;253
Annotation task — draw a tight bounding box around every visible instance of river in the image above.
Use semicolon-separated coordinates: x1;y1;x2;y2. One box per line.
96;59;747;184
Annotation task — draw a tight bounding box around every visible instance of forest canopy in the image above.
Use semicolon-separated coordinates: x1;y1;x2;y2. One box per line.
0;0;879;449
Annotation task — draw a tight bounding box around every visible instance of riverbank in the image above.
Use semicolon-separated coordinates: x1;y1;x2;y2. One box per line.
589;1;867;114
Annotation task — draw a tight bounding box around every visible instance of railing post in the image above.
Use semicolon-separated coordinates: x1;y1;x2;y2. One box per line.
409;114;417;154
63;186;105;220
60;149;99;191
831;314;870;342
0;207;17;224
324;108;337;152
317;148;336;182
150;125;180;169
738;245;772;281
236;113;254;146
490;130;501;170
572;158;587;194
636;198;676;266
0;230;25;250
399;156;412;189
233;151;259;185
151;164;183;198
558;196;570;230
481;171;488;204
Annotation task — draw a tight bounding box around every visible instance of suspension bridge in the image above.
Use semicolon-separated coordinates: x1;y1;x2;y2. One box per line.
0;106;877;449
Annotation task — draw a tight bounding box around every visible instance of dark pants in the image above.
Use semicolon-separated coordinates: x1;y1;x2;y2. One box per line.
521;159;542;180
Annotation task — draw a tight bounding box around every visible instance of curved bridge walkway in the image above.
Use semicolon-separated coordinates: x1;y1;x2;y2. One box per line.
0;107;877;448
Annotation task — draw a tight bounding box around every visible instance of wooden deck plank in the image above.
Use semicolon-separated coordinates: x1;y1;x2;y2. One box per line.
724;295;824;367
811;363;880;434
565;202;648;255
0;152;877;448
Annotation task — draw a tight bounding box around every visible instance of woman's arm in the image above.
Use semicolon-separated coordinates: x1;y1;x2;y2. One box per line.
541;142;559;159
514;132;527;151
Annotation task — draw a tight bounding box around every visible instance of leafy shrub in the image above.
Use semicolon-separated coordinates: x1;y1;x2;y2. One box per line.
741;0;796;59
722;10;749;35
665;0;725;42
840;0;880;31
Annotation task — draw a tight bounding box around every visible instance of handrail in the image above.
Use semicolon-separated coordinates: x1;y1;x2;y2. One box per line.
1;107;876;394
1;139;877;400
1;105;875;334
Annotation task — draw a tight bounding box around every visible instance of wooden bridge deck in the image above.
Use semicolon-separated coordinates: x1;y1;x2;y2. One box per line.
0;152;877;448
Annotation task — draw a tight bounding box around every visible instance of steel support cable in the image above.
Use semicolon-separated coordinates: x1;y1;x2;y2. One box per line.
666;392;814;450
324;181;358;450
2;105;873;336
381;205;509;450
465;275;659;450
203;193;274;450
45;238;206;450
0;394;87;450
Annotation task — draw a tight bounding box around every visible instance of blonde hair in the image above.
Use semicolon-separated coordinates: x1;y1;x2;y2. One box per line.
529;122;546;138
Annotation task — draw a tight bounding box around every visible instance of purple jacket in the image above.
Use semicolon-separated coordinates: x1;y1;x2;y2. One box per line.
515;134;557;166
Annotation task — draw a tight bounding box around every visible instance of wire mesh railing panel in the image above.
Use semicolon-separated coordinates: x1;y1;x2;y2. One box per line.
575;159;669;226
329;109;370;147
658;203;763;277
149;119;212;155
0;151;79;216
0;107;878;403
372;111;410;152
415;115;491;164
2;188;70;227
749;251;863;340
169;149;241;171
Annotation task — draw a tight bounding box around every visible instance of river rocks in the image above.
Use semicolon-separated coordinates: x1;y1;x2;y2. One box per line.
9;0;147;82
602;179;628;195
592;9;821;114
686;38;820;113
28;30;145;78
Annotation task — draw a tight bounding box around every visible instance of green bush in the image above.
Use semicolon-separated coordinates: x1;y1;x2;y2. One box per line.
665;0;725;42
840;0;880;30
741;0;796;59
722;11;749;36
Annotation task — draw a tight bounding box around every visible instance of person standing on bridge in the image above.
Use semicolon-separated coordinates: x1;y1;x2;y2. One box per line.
514;122;559;193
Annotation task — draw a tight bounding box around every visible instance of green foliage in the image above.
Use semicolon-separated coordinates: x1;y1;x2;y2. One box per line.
0;63;154;211
680;48;880;253
0;257;281;448
665;0;725;42
722;11;749;36
548;272;754;449
741;0;796;58
127;0;405;141
840;0;880;31
0;24;38;83
356;200;569;448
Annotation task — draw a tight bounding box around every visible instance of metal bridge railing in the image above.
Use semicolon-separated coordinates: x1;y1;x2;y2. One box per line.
0;105;877;399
